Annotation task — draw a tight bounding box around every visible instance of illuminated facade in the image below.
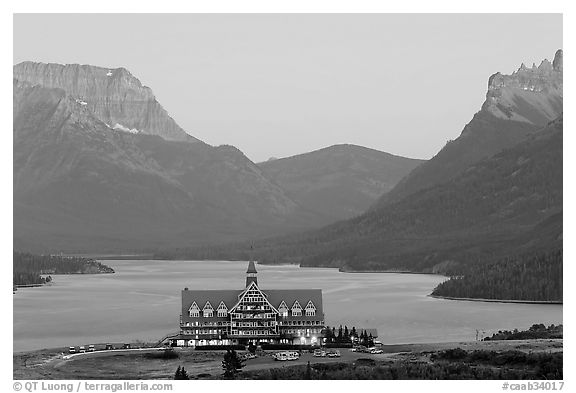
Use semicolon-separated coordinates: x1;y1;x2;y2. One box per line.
175;261;325;347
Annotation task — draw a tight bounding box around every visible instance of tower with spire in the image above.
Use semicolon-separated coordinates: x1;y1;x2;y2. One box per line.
246;260;258;287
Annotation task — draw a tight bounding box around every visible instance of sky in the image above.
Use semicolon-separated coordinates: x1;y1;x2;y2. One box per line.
13;13;562;162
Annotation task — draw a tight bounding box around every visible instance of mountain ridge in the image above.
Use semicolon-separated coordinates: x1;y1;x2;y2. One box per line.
13;61;201;143
258;144;424;220
13;77;322;253
14;64;422;252
373;49;562;208
160;114;562;273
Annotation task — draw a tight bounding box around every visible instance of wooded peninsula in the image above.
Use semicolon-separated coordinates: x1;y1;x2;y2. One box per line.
13;251;114;287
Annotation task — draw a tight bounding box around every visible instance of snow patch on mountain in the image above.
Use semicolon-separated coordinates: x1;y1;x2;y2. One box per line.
113;123;140;134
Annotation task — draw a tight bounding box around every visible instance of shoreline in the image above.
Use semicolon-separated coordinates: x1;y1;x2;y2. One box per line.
14;283;46;288
340;269;442;275
429;294;563;305
14;336;564;356
12;337;565;356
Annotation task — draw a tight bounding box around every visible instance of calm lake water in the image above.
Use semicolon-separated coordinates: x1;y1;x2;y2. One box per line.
13;260;563;352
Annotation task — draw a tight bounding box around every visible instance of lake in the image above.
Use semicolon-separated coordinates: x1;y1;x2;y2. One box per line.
13;260;563;352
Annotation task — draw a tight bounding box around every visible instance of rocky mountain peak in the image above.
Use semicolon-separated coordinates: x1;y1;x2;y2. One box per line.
483;50;563;125
13;61;200;143
553;49;563;71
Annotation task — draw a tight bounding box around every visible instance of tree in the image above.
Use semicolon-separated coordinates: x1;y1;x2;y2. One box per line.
222;349;245;379
344;326;350;342
174;366;189;380
324;327;333;343
337;325;343;342
304;361;312;380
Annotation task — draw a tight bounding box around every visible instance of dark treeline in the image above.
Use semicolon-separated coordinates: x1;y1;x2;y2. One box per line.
13;271;51;286
13;251;115;286
483;324;563;341
324;325;375;347
431;250;562;301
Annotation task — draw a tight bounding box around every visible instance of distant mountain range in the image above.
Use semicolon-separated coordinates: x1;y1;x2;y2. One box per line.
162;51;563;273
13;62;419;253
258;145;423;221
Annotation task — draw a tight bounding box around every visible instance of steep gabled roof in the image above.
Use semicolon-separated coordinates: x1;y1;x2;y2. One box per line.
305;300;316;310
203;301;214;310
229;281;278;313
264;289;324;314
182;289;239;317
181;287;324;322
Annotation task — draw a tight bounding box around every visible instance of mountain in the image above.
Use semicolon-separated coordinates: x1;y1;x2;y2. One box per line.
373;50;563;208
164;114;562;272
258;144;424;221
13;66;324;253
13;62;200;143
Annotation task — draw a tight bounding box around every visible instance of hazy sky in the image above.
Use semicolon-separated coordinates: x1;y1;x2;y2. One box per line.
14;14;562;162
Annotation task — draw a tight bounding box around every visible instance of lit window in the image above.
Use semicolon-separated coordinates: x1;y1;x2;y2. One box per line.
217;301;228;317
189;302;200;318
292;301;302;317
203;301;214;318
278;301;289;317
305;300;316;316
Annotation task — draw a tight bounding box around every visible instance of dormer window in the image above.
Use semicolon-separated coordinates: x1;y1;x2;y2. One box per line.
305;300;316;316
203;301;214;318
278;301;288;317
291;301;302;317
217;301;228;317
189;302;200;318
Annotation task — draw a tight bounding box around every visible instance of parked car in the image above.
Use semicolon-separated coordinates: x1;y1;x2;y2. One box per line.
68;346;76;354
286;351;299;360
274;351;299;361
105;344;114;350
273;352;288;361
313;349;326;357
79;346;86;353
327;350;341;358
88;345;95;352
370;348;384;354
123;343;131;349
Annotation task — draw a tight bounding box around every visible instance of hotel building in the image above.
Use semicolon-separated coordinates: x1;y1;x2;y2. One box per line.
174;261;326;347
